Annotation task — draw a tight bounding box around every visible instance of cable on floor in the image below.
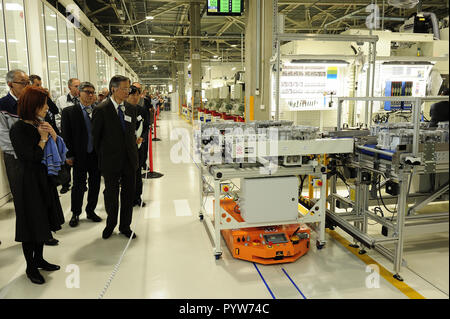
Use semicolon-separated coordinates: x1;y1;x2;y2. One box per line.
98;136;154;299
405;265;449;297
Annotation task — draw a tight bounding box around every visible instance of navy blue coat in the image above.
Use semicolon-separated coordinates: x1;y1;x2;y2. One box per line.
0;93;18;115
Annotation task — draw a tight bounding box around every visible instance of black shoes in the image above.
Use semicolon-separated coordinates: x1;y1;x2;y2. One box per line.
120;230;137;239
70;212;102;227
60;186;71;194
87;212;102;222
102;227;114;239
35;259;61;272
44;238;59;246
69;214;80;227
26;268;45;285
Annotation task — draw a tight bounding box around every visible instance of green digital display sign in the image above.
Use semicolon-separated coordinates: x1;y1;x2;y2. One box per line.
207;0;243;16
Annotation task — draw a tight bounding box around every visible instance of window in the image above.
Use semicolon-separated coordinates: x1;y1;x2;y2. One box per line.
44;4;61;98
96;46;108;91
0;2;8;97
114;60;119;76
57;15;69;95
2;0;29;73
67;27;77;79
0;0;29;96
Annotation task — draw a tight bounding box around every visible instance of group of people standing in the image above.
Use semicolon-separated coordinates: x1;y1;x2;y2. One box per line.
0;70;158;285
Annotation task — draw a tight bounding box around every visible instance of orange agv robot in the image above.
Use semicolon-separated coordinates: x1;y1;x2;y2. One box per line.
219;199;310;264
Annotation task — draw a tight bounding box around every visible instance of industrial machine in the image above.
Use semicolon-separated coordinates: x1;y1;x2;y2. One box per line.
327;96;449;281
196;120;354;263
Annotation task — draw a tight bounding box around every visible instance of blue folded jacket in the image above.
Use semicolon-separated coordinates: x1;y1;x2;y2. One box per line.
41;136;68;176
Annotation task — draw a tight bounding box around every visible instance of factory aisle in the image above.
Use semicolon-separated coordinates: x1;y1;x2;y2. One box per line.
0;112;447;299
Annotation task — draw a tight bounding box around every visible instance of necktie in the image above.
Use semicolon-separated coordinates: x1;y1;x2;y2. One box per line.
118;104;126;132
83;106;93;153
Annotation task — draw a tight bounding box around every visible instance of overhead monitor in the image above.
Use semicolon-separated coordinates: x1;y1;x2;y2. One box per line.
207;0;244;16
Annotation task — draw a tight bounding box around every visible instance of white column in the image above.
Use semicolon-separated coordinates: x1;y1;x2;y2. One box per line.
86;36;97;85
24;0;47;82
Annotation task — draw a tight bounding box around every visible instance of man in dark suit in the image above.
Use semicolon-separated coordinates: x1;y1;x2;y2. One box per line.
29;75;60;135
92;75;139;239
429;87;449;128
128;83;150;207
61;82;102;228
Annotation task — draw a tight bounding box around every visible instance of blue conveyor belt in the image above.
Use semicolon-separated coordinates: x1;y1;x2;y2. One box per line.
359;144;394;160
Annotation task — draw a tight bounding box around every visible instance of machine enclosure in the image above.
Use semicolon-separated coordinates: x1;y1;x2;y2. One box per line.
240;177;299;224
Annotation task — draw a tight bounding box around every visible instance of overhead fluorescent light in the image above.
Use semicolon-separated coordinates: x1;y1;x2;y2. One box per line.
46;26;56;31
150;50;156;54
8;39;19;43
213;55;218;58
5;3;23;11
232;67;236;71
149;38;155;42
146;16;154;20
231;44;237;47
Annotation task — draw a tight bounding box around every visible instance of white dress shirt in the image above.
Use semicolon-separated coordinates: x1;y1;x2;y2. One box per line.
55;93;77;130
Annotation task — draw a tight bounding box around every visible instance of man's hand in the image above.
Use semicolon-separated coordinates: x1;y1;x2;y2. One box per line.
136;137;144;145
66;159;74;166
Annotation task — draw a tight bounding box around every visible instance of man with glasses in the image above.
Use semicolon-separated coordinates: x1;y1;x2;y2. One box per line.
92;76;139;239
61;82;102;228
0;70;29;247
56;78;80;194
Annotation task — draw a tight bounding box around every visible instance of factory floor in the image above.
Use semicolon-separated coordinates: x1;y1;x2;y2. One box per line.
0;112;448;299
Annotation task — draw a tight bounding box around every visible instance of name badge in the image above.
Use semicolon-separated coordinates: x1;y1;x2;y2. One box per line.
137;115;142;121
124;115;132;122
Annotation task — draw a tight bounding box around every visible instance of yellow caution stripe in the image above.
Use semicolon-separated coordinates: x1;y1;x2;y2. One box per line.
326;229;426;299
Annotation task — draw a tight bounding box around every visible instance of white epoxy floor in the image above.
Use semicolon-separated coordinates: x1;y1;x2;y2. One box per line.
0;112;448;299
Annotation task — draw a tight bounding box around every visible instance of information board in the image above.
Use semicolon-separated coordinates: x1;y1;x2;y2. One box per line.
207;0;243;16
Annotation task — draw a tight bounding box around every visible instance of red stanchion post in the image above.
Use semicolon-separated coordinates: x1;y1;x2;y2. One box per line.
152;109;161;142
148;129;153;173
143;122;163;179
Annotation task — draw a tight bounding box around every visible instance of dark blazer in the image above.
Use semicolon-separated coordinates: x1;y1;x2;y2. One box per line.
136;104;150;142
429;100;449;127
0;93;18;114
92;97;138;173
45;98;60;135
61;101;96;168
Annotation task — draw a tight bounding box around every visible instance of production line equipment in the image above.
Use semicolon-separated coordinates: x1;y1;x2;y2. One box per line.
195;120;354;263
326;96;449;281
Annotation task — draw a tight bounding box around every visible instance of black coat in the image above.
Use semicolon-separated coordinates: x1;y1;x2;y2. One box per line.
9;120;65;242
92;98;138;173
0;93;17;114
429;100;449;127
45;98;60;135
135;104;150;168
61;101;97;168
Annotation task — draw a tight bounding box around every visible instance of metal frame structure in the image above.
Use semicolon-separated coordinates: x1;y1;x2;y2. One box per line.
199;163;328;259
328;95;449;281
